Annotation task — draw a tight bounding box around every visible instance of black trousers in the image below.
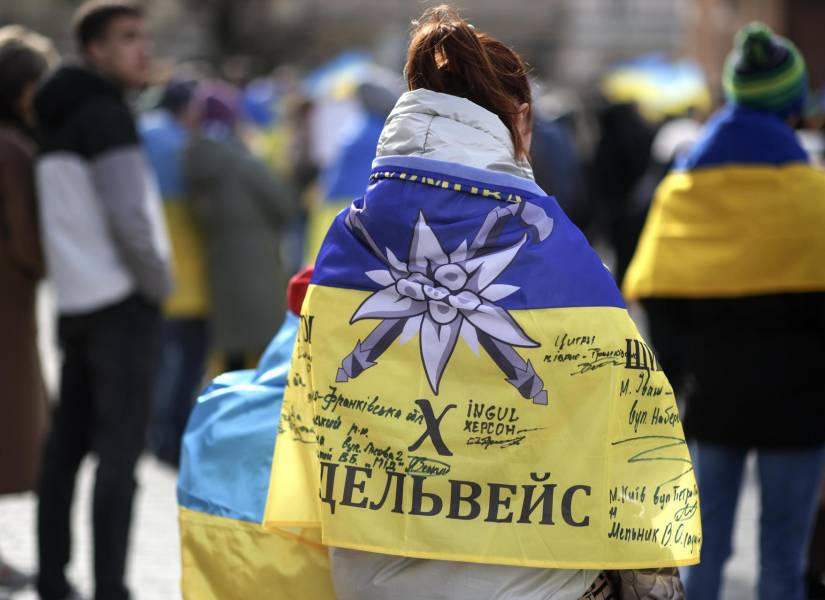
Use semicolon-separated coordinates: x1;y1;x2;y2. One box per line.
37;296;161;600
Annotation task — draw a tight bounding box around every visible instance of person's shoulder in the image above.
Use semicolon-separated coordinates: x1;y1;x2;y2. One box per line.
138;110;182;140
187;134;233;159
75;94;135;131
185;135;243;184
72;97;139;160
38;66;130;125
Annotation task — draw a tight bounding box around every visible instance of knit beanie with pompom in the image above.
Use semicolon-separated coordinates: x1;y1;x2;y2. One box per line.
723;22;807;116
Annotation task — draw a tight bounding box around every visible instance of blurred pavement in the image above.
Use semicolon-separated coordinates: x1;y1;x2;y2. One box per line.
0;457;180;600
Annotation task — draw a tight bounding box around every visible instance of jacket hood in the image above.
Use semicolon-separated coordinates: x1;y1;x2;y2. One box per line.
375;88;534;180
35;65;123;131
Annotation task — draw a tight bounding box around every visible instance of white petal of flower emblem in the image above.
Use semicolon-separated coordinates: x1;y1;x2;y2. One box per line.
464;234;528;292
365;269;396;287
409;212;448;274
351;287;427;322
420;315;461;393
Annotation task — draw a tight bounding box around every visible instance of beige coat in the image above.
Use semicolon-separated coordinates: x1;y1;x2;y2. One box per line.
0;122;47;494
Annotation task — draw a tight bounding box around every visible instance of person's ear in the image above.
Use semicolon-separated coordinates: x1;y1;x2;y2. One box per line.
83;40;105;66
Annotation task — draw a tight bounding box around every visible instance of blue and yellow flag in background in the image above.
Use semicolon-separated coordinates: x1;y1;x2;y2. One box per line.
304;114;386;263
139;110;209;318
265;155;701;569
624;104;825;300
178;314;335;600
601;54;711;122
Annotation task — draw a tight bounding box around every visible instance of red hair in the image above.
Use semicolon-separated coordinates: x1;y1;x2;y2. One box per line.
405;5;532;158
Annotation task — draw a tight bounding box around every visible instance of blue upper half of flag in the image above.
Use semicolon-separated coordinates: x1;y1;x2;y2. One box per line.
139;110;188;199
676;104;809;171
177;313;298;523
312;157;625;310
321;114;384;202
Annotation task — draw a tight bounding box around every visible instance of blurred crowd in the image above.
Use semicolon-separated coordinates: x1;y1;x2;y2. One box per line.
2;1;825;599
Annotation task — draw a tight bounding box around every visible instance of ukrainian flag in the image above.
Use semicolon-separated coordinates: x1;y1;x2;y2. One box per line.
139;111;209;317
601;54;711;122
178;314;336;599
624;104;825;300
265;156;701;569
304;115;386;263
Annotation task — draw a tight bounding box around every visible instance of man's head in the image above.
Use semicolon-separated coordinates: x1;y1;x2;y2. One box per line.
73;0;150;90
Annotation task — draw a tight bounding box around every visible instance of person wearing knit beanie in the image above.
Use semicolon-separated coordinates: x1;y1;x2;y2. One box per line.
723;22;807;117
625;16;825;600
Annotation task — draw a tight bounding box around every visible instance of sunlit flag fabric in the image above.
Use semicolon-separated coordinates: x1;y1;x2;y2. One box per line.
177;314;336;600
623;104;825;300
264;155;702;568
600;54;711;122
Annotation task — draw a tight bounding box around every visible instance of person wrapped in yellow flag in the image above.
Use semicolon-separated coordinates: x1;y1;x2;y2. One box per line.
265;6;700;599
624;22;825;600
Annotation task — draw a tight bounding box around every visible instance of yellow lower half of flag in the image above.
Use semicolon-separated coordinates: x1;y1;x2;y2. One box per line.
624;164;825;299
163;201;209;318
305;200;349;264
179;508;335;600
264;285;702;569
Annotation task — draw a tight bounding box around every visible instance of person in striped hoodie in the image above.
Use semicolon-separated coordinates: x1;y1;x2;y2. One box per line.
33;2;171;599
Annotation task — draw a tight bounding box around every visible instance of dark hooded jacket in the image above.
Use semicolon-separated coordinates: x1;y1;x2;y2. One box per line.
35;65;171;315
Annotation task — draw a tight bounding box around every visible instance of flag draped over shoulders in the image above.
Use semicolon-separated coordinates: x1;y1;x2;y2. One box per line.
623;104;825;300
264;155;701;569
177;314;335;600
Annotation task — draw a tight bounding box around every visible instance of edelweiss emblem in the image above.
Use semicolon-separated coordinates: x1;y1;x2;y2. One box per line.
338;200;553;405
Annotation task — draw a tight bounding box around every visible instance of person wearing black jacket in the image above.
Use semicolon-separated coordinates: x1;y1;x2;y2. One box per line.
34;2;171;600
624;24;825;600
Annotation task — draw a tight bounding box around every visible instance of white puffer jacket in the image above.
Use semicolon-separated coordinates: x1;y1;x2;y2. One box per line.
375;88;534;179
329;88;598;600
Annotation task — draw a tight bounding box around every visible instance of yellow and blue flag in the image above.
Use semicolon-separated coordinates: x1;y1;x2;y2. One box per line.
601;54;711;122
305;114;386;263
265;156;701;569
624;104;825;300
178;314;336;600
140;111;209;318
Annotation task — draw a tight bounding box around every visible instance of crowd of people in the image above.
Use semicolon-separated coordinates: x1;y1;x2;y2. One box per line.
1;0;825;599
